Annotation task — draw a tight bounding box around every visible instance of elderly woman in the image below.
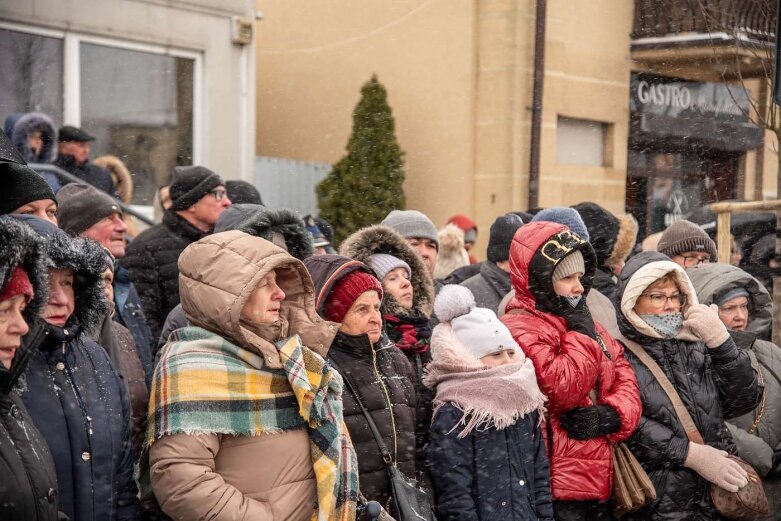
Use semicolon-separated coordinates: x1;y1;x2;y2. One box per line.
305;254;419;513
0;216;61;521
616;251;762;521
688;262;781;518
147;231;358;521
10;215;140;521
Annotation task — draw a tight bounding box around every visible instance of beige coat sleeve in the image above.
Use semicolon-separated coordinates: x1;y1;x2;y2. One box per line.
149;433;274;521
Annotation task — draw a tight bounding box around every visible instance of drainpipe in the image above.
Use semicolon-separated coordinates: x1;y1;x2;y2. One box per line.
528;0;546;209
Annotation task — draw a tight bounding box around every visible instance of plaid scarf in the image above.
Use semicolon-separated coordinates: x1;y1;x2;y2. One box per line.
147;326;358;521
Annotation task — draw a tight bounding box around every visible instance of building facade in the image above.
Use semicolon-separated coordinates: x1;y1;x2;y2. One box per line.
256;0;778;254
1;0;257;205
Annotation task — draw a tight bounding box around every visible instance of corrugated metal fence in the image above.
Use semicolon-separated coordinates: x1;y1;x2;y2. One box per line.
254;156;332;216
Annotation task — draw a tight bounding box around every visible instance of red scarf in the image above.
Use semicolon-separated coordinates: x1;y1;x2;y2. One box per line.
384;313;431;353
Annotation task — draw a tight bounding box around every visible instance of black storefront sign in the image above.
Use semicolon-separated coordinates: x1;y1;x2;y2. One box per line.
630;73;761;151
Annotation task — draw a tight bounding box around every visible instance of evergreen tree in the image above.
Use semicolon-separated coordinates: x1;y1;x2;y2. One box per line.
317;74;406;245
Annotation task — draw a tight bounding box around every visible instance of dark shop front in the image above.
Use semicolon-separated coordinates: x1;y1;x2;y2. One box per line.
626;73;762;235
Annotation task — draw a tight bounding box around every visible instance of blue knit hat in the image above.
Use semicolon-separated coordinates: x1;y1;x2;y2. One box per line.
532;207;590;241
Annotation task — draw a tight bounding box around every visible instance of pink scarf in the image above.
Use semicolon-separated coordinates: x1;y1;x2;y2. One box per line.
423;324;546;438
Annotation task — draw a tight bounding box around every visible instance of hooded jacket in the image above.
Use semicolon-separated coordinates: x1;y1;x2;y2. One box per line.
121;209;209;341
13;216;140;521
148;231;339;521
10;112;62;191
500;221;642;502
616;252;762;521
305;254;419;507
0;217;61;521
687;264;781;487
155;204;314;354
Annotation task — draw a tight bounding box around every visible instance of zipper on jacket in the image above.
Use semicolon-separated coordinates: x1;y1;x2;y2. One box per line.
371;342;398;462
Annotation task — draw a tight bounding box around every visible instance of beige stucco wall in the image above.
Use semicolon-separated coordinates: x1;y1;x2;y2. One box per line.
255;0;476;230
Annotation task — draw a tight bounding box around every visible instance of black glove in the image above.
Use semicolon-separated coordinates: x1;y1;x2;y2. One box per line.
559;405;621;440
560;297;596;339
765;450;781;480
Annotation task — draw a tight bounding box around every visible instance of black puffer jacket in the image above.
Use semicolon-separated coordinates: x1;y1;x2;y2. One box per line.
121;210;208;340
616;252;762;521
305;254;418;508
0;216;60;521
55;154;116;196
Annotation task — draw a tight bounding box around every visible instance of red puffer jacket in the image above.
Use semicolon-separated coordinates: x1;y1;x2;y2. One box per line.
500;221;641;502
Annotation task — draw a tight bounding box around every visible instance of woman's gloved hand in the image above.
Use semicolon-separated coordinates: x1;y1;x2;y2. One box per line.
559;405;620;440
684;443;748;492
560;298;596;339
683;304;730;348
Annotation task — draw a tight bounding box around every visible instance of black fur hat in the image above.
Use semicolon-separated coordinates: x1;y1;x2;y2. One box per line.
215;204;314;260
0;216;48;322
8;215;108;332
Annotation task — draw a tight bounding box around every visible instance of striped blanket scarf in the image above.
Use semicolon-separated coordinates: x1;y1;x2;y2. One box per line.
147;326;359;521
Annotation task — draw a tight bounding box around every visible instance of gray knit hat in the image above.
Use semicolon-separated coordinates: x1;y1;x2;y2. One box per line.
532;207;590;241
381;210;439;251
368;253;411;281
169;165;224;211
56;182;121;235
552;250;585;283
657;220;717;260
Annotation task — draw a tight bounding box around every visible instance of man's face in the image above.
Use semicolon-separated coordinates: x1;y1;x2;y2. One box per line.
83;213;128;258
13;199;58;225
407;237;438;276
58;141;91;164
671;251;711;269
185;185;232;229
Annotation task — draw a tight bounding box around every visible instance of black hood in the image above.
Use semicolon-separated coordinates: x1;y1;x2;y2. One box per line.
9;215;108;332
0;216;49;321
303;254;376;318
220;205;314;261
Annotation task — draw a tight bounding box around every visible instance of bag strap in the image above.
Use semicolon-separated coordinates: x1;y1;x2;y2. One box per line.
336;363;395;465
620;336;705;444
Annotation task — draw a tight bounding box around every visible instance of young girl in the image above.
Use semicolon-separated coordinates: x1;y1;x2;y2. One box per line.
425;284;552;521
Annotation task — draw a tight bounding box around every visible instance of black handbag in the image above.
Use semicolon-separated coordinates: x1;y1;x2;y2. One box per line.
341;370;436;521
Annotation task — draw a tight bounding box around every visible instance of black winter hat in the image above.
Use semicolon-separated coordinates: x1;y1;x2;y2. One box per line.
56;182;122;235
571;202;620;267
0;161;57;215
169;165;224;211
487;213;524;262
225;180;263;205
58;125;95;142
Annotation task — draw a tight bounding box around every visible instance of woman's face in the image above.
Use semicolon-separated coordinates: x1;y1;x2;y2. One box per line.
634;278;684;316
340;290;382;343
241;270;286;325
0;295;29;369
43;268;75;327
553;272;584;298
383;267;413;310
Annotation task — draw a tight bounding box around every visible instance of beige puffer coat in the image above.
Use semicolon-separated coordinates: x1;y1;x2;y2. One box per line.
148;231;338;521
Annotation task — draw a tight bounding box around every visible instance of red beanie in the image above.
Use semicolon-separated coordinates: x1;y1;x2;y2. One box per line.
324;270;383;323
448;214;477;232
0;267;34;303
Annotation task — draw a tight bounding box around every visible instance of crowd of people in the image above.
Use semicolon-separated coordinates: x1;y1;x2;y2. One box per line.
1;118;780;521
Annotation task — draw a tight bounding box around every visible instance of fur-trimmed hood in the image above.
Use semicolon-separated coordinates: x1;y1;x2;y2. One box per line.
606;213;638;269
434;224;470;279
8;215;108;333
11;112;58;163
0;216;48;322
93;155;133;203
214;204;314;261
339;224;434;317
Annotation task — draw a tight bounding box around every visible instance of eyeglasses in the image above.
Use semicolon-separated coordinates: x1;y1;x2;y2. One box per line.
641;292;686;308
678;254;710;268
209;189;228;201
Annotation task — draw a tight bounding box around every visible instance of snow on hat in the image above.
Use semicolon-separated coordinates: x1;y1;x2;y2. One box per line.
368;253;411;281
657;220;717;260
487;213;524;262
552;250;585;283
434;285;518;360
323;269;383;323
381;210;439;251
169;165;224;211
56;182;122;235
0;162;57;215
531;207;589;241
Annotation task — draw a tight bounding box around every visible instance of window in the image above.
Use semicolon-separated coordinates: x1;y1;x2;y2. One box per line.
556;116;612;167
80;43;194;204
0;23;200;206
0;28;63;126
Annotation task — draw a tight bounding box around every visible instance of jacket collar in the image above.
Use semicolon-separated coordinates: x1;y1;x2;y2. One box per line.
162;210;210;241
480;260;512;297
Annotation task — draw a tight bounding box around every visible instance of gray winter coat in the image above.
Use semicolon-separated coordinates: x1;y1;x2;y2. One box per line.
460;260;512;311
688;263;781;518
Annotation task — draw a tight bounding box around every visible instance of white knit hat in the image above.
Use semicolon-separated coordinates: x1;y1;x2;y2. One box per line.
434;285;518;360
